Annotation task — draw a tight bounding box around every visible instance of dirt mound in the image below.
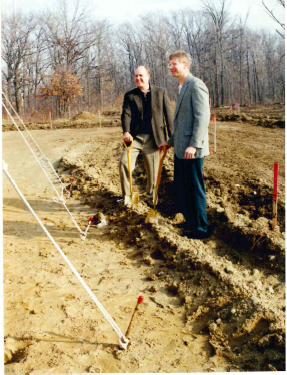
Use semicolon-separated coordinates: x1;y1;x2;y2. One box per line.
215;113;285;128
71;111;97;121
211;104;285;128
102;109;121;116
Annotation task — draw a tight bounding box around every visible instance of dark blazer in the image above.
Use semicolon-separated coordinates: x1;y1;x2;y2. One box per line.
121;85;174;147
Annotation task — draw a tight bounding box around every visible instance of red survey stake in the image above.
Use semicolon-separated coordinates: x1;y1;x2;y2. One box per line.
125;296;144;339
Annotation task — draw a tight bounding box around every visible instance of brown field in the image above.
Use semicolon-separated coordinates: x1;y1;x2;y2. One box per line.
3;104;285;372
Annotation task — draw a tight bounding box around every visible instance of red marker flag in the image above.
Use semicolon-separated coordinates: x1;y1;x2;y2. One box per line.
212;115;216;124
138;296;144;304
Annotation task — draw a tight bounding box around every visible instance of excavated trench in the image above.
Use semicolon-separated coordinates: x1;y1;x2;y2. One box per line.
56;143;285;372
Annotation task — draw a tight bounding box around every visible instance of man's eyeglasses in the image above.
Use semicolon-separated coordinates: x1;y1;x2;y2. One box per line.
168;62;187;68
168;62;178;68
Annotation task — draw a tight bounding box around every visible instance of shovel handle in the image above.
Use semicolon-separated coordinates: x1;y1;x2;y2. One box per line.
123;140;134;196
152;147;168;209
123;139;133;150
156;147;168;186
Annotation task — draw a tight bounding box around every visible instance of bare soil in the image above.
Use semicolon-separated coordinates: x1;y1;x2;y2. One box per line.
3;105;285;373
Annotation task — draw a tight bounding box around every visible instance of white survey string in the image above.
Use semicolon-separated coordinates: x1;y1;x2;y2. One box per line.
2;99;85;238
2;92;70;198
2;160;129;350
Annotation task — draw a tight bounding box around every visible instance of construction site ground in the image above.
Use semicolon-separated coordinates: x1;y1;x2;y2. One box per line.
3;104;285;373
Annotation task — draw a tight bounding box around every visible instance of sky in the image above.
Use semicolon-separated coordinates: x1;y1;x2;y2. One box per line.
2;0;285;32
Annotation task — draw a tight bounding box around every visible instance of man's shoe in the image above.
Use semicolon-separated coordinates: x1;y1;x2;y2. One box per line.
183;225;215;240
175;222;192;230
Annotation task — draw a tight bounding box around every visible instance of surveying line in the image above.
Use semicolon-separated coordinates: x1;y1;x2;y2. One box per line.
2;101;85;238
2;93;70;199
2;160;129;350
2;100;65;202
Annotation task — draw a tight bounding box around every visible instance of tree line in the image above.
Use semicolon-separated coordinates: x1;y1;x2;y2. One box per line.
2;0;285;118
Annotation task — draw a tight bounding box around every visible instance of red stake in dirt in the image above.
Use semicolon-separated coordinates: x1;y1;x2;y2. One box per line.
272;163;279;230
69;177;75;193
212;115;217;153
125;296;144;340
81;217;93;242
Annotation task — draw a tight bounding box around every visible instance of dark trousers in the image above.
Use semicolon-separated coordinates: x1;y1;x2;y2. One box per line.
174;155;208;233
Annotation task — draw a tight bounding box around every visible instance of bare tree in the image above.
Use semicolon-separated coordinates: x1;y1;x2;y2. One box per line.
179;10;213;81
42;0;98;71
166;10;185;50
202;0;231;106
2;1;285;116
262;0;285;38
139;12;171;87
2;12;36;113
117;23;143;86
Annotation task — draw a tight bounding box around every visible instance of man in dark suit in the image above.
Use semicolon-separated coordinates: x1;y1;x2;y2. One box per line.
119;66;173;205
159;51;213;239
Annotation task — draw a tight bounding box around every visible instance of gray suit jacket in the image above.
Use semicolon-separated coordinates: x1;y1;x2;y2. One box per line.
168;74;210;159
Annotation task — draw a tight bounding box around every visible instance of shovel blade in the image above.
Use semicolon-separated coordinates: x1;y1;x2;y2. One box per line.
124;193;139;206
145;208;160;223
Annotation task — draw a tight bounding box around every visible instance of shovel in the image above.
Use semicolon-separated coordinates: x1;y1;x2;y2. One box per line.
123;140;139;205
145;146;168;223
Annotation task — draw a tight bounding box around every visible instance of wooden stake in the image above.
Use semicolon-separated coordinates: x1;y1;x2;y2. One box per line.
49;111;53;130
97;109;101;128
212;115;217;153
272;163;279;230
125;296;143;339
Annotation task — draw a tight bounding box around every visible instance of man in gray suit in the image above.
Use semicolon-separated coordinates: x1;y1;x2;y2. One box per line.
160;51;213;239
120;66;173;205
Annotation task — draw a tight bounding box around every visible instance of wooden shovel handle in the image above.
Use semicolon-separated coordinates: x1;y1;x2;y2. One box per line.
152;147;168;209
156;147;168;186
123;139;133;150
123;140;134;196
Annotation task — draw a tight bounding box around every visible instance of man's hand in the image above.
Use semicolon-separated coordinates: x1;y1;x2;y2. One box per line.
123;132;133;142
184;146;197;159
158;141;171;150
